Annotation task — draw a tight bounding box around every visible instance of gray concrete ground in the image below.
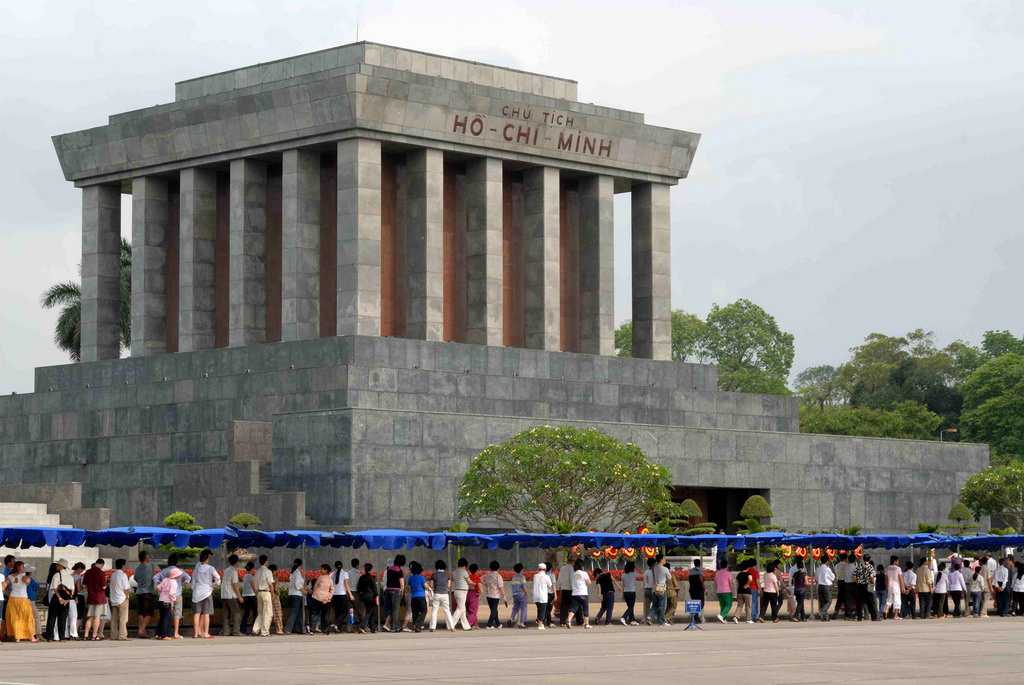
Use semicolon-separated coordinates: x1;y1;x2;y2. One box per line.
1;617;1021;684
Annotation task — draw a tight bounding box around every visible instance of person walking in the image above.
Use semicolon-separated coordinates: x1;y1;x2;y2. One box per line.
853;555;878;621
42;558;73;641
450;557;472;630
652;555;671;626
347;559;363;629
82;559;108;640
791;559;808;622
947;561;967;617
931;561;948;618
240;561;258;634
558;557;575;627
252;555;275;637
565;559;591;629
382;555;406;633
901;561;917;619
155;567;182;640
482;560;506;629
832;553;848;620
882;556;904;620
133;550;158;639
761;560;781;623
286;558;308;634
969;563;987;617
3;562;37;642
748;559;762;623
310;564;334;633
108;558;132;640
467;563;483;628
620;560;639;626
509;563;529;628
815;557;835;621
916;558;934;619
331;561;355;633
874;563;887;619
154;553;191;640
355;562;379;633
687;559;704;624
428;559;455;632
593;565;617;626
714;558;736;623
66;562;85;640
220;554;242;636
642;558;656;624
1012;561;1024;616
735;562;753;623
992;557;1010;617
407;561;428;632
192;548;221;639
532;563;553;629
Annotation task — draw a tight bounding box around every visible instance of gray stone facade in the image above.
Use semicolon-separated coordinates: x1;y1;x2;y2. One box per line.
0;336;986;533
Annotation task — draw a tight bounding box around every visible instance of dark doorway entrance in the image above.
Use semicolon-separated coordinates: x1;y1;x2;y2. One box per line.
672;486;770;533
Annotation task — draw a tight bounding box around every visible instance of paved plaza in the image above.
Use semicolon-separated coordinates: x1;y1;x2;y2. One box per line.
1;618;1021;684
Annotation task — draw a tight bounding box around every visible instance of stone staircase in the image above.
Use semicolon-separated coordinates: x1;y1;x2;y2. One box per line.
0;502;100;568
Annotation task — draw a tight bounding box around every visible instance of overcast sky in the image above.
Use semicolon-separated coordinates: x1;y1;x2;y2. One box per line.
1;1;1021;393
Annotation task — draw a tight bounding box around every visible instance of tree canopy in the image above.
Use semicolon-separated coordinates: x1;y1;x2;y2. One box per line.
457;426;677;533
959;463;1024;533
613;299;794;395
960;353;1024;460
800;401;942;441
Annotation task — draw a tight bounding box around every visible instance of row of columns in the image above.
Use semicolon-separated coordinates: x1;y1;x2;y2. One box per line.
78;140;671;362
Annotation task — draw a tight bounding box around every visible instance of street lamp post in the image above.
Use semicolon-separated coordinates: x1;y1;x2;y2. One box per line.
939;427;959;442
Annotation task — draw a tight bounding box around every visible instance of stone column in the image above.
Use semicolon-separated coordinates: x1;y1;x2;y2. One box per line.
404;148;444;341
281;149;321;342
178;168;217;352
336;139;382;336
631;182;672;360
578;175;615;356
130;176;170;357
522;166;560;350
80;185;122;362
464;157;503;346
229;158;268;347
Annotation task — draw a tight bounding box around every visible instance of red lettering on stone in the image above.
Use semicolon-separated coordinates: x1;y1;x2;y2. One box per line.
583;136;596;155
598;139;612;157
503;123;515;141
516;126;531;144
557;131;574;151
452;114;468;134
469;116;485;136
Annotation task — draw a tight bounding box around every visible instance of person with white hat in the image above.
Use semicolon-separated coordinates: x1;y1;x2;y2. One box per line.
532;563;553;629
43;558;74;641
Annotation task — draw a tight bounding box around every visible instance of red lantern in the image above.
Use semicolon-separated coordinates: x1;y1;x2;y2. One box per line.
590;548;603;560
812;548;822;561
604;547;618;560
796;547;807;559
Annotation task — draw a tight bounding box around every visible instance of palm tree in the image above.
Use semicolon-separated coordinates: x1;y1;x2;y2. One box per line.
41;238;132;361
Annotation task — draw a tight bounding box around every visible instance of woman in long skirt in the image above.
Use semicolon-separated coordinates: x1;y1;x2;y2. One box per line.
466;564;482;627
4;563;39;642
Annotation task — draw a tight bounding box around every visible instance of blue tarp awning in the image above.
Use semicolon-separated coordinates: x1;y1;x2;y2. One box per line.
0;526;87;549
82;526;192;548
347;529;447;550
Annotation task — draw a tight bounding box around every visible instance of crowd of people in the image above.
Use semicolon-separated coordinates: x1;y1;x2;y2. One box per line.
2;548;1023;643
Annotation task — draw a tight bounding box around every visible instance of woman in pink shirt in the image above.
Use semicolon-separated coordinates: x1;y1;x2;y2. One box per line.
714;560;736;623
310;564;335;633
761;561;782;622
156;568;181;640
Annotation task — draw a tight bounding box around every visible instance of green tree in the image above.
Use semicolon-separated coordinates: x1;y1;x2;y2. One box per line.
799;401;942;440
677;498;716;535
457;426;678;532
960;353;1024;460
947;502;976;536
959;462;1024;533
739;495;773;521
702;299;794;394
163;510;202;561
794;365;844;408
228;512;263;529
614;310;708;362
41;238;132;361
980;330;1024;358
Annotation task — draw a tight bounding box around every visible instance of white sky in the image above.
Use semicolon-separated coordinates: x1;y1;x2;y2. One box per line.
1;0;1022;392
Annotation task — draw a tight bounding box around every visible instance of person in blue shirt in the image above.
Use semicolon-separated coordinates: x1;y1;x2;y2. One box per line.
408;561;427;633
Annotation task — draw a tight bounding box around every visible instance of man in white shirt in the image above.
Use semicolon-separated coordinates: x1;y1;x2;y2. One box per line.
901;561;917;619
253;554;275;637
191;548;221;639
108;559;132;640
220;554;242;636
993;558;1011;617
814;558;836;621
532;563;553;629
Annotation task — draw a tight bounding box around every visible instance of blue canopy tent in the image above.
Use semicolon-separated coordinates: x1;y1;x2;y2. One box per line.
942;534;1024;550
347;529;447;550
82;526;193;548
441;531;499;549
0;526;87;549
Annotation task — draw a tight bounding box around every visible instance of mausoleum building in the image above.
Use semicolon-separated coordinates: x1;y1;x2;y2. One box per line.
0;43;987;534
